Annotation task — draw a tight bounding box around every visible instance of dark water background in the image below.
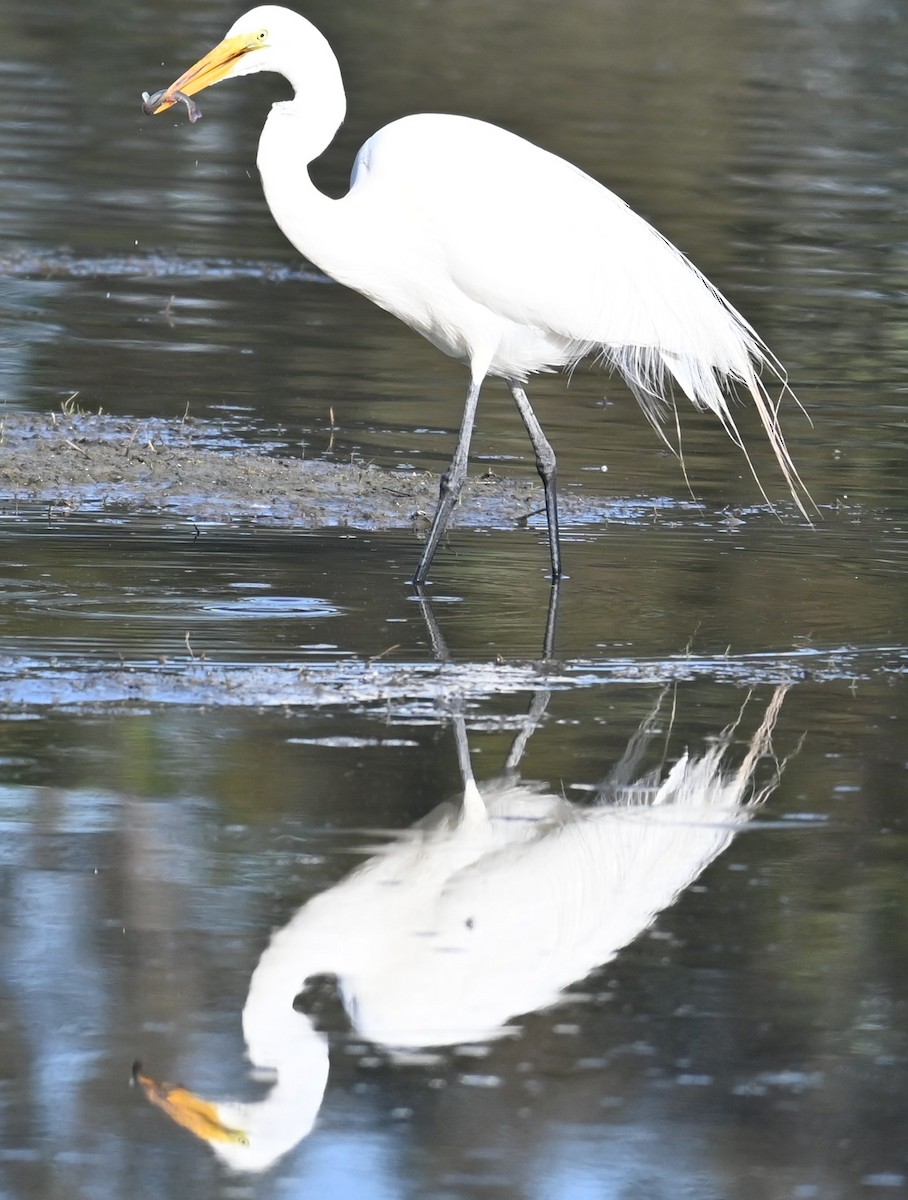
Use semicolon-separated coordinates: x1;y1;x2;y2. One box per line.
1;0;907;1197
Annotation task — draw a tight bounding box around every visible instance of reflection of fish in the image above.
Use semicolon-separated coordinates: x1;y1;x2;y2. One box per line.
135;688;787;1173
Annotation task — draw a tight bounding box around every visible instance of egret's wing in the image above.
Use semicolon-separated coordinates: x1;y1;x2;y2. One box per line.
378;117;761;391
384;114;805;505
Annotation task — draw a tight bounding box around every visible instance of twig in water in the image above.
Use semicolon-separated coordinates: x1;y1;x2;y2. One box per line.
367;644;401;664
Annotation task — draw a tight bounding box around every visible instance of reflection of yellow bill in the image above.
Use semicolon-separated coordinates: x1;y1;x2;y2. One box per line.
132;1062;249;1146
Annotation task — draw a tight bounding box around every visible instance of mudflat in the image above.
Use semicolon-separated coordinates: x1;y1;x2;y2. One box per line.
0;409;554;532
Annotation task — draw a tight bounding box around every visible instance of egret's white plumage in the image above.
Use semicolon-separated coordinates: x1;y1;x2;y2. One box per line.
147;6;808;582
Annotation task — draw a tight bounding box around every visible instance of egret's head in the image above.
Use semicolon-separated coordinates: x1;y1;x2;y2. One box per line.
145;6;310;117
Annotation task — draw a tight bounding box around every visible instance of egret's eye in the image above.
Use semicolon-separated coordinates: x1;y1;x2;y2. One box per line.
256;29;267;42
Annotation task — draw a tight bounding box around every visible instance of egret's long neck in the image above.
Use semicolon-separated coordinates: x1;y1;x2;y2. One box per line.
255;33;357;280
259;24;346;170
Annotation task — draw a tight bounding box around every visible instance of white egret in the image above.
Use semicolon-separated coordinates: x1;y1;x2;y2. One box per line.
145;6;809;583
134;687;787;1171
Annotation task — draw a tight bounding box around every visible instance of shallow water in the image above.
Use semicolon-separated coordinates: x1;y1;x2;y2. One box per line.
1;0;907;1197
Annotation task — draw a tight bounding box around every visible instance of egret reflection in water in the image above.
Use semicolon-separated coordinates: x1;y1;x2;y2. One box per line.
134;686;788;1172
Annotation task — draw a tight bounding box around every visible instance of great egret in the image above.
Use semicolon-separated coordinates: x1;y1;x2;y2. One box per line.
144;6;808;583
134;687;787;1171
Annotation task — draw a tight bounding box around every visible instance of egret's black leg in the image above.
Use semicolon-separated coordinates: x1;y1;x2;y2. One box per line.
412;378;482;586
507;379;563;579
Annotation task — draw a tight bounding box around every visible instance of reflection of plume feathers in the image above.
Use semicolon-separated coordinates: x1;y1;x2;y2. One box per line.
340;687;787;1048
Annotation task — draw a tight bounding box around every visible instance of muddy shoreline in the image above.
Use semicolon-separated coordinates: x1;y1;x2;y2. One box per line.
0;409;567;531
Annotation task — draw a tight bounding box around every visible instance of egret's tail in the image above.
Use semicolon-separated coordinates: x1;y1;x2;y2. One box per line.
607;336;812;520
598;233;814;519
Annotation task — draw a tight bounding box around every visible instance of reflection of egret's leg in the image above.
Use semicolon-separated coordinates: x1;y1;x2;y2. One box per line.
541;577;561;660
499;580;562;773
413;577;561;662
452;709;487;824
414;571;559;783
417;582;555;784
411;583;448;660
502;687;551;775
412;584;488;823
415;568;558;793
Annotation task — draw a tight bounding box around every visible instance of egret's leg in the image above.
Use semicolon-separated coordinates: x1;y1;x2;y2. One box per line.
507;380;563;580
412;378;482;585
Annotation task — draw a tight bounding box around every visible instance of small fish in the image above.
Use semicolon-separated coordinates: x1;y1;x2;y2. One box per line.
141;88;202;123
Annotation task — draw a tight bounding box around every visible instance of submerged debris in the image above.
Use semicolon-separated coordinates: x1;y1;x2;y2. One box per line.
141;88;202;123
